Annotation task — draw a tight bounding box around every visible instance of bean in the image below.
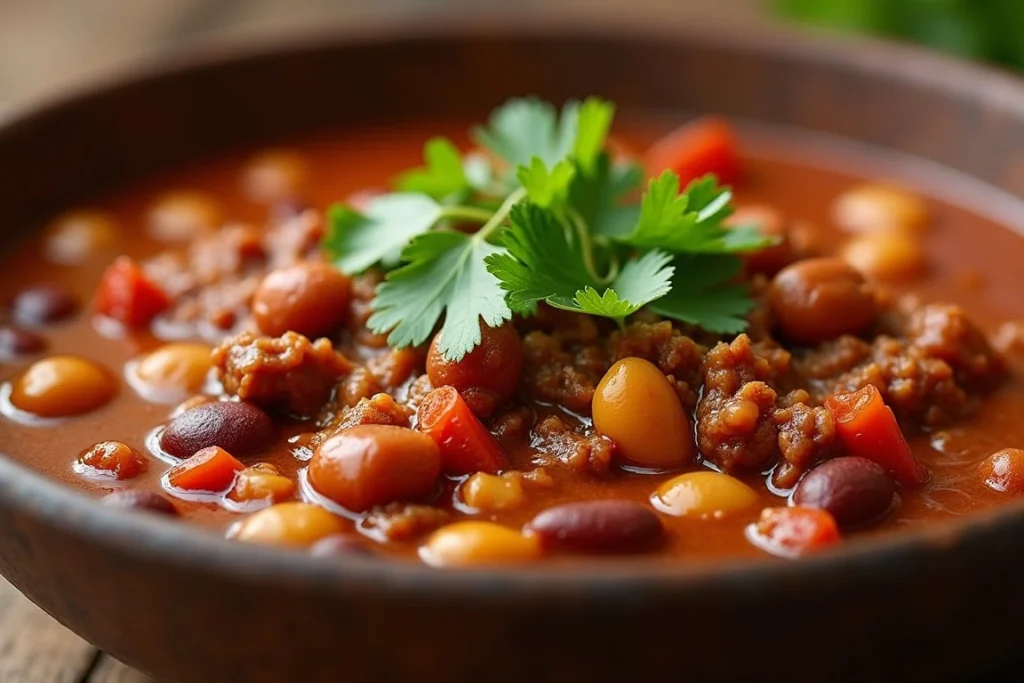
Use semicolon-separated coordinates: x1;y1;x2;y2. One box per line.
252;263;352;338
10;355;116;417
43;210;118;265
309;534;374;558
76;441;145;480
832;183;928;235
652;471;759;519
308;425;441;512
525;500;663;554
147;191;221;242
793;457;896;528
132;342;213;402
12;283;78;324
420;521;541;567
841;233;926;281
768;258;877;344
159;401;273;460
101;490;178;516
593;357;695;469
460;472;524;512
242;149;309;204
979;448;1024;494
426;321;522;418
227;464;296;505
233;502;345;548
0;326;46;357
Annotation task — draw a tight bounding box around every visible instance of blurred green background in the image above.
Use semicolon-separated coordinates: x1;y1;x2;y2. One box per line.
775;0;1024;69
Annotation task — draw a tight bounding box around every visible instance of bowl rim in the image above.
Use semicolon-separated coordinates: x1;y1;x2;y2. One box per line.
3;10;1024;598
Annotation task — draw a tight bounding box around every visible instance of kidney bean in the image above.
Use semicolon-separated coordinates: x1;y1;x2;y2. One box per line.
12;283;78;324
0;326;46;357
525;500;664;554
158;401;273;460
101;490;178;516
792;457;896;528
309;534;374;558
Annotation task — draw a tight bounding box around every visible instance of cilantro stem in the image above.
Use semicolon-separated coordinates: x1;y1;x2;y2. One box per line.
440;205;493;224
476;187;527;242
567;208;615;286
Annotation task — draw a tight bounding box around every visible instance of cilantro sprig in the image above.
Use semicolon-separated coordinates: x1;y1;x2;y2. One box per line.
323;96;774;361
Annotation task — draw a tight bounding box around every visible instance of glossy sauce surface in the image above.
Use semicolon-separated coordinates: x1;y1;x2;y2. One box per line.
1;118;1023;563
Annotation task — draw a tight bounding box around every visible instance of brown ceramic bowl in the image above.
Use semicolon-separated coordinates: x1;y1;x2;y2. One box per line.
3;12;1024;683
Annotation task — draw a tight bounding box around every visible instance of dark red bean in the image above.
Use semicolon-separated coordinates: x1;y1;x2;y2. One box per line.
0;326;46;357
525;500;663;554
793;457;896;528
159;401;273;460
309;534;374;558
101;490;178;516
11;283;78;324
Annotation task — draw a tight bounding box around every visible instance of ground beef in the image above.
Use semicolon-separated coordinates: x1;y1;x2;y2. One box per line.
793;336;872;381
213;331;352;418
532;414;614;475
827;336;966;426
360;502;450;542
772;398;837;489
263;209;323;270
521;331;603;414
906;304;1005;387
697;335;790;472
608;321;706;412
310;393;413;450
491;406;534;443
335;367;382;409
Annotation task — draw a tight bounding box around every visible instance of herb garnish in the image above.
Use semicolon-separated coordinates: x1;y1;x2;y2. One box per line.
323;97;774;362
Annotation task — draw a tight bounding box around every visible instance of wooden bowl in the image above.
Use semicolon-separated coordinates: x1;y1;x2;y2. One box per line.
3;12;1024;683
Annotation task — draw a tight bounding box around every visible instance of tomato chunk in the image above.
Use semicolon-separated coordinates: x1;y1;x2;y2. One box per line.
166;446;244;492
645;117;741;186
417;385;507;475
825;385;928;487
750;506;840;558
94;256;170;328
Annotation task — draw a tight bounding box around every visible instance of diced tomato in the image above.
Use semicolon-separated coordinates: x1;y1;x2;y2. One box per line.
645;117;741;186
166;446;244;492
416;385;507;475
750;506;840;558
825;385;928;487
94;256;170;328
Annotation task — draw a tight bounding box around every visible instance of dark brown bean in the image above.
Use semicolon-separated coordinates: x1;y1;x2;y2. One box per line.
11;283;78;324
101;490;178;516
0;326;46;357
793;457;896;528
525;500;663;554
309;534;374;558
159;401;273;460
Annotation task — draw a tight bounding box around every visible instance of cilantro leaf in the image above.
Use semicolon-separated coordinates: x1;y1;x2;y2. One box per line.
571;153;644;239
486;203;595;314
325;194;442;274
566;250;674;318
472;96;614;173
620;172;773;254
487;204;674;321
394;138;469;200
649;254;754;334
368;231;512;362
572;98;615;173
517;157;576;208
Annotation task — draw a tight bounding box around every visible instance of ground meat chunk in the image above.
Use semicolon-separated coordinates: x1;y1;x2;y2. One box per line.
793;336;872;381
213;331;352;418
521;331;603;413
772;399;837;489
360;503;450;542
697;335;789;472
906;304;1005;387
333;393;412;431
532;414;614;475
828;336;966;426
608;321;706;411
